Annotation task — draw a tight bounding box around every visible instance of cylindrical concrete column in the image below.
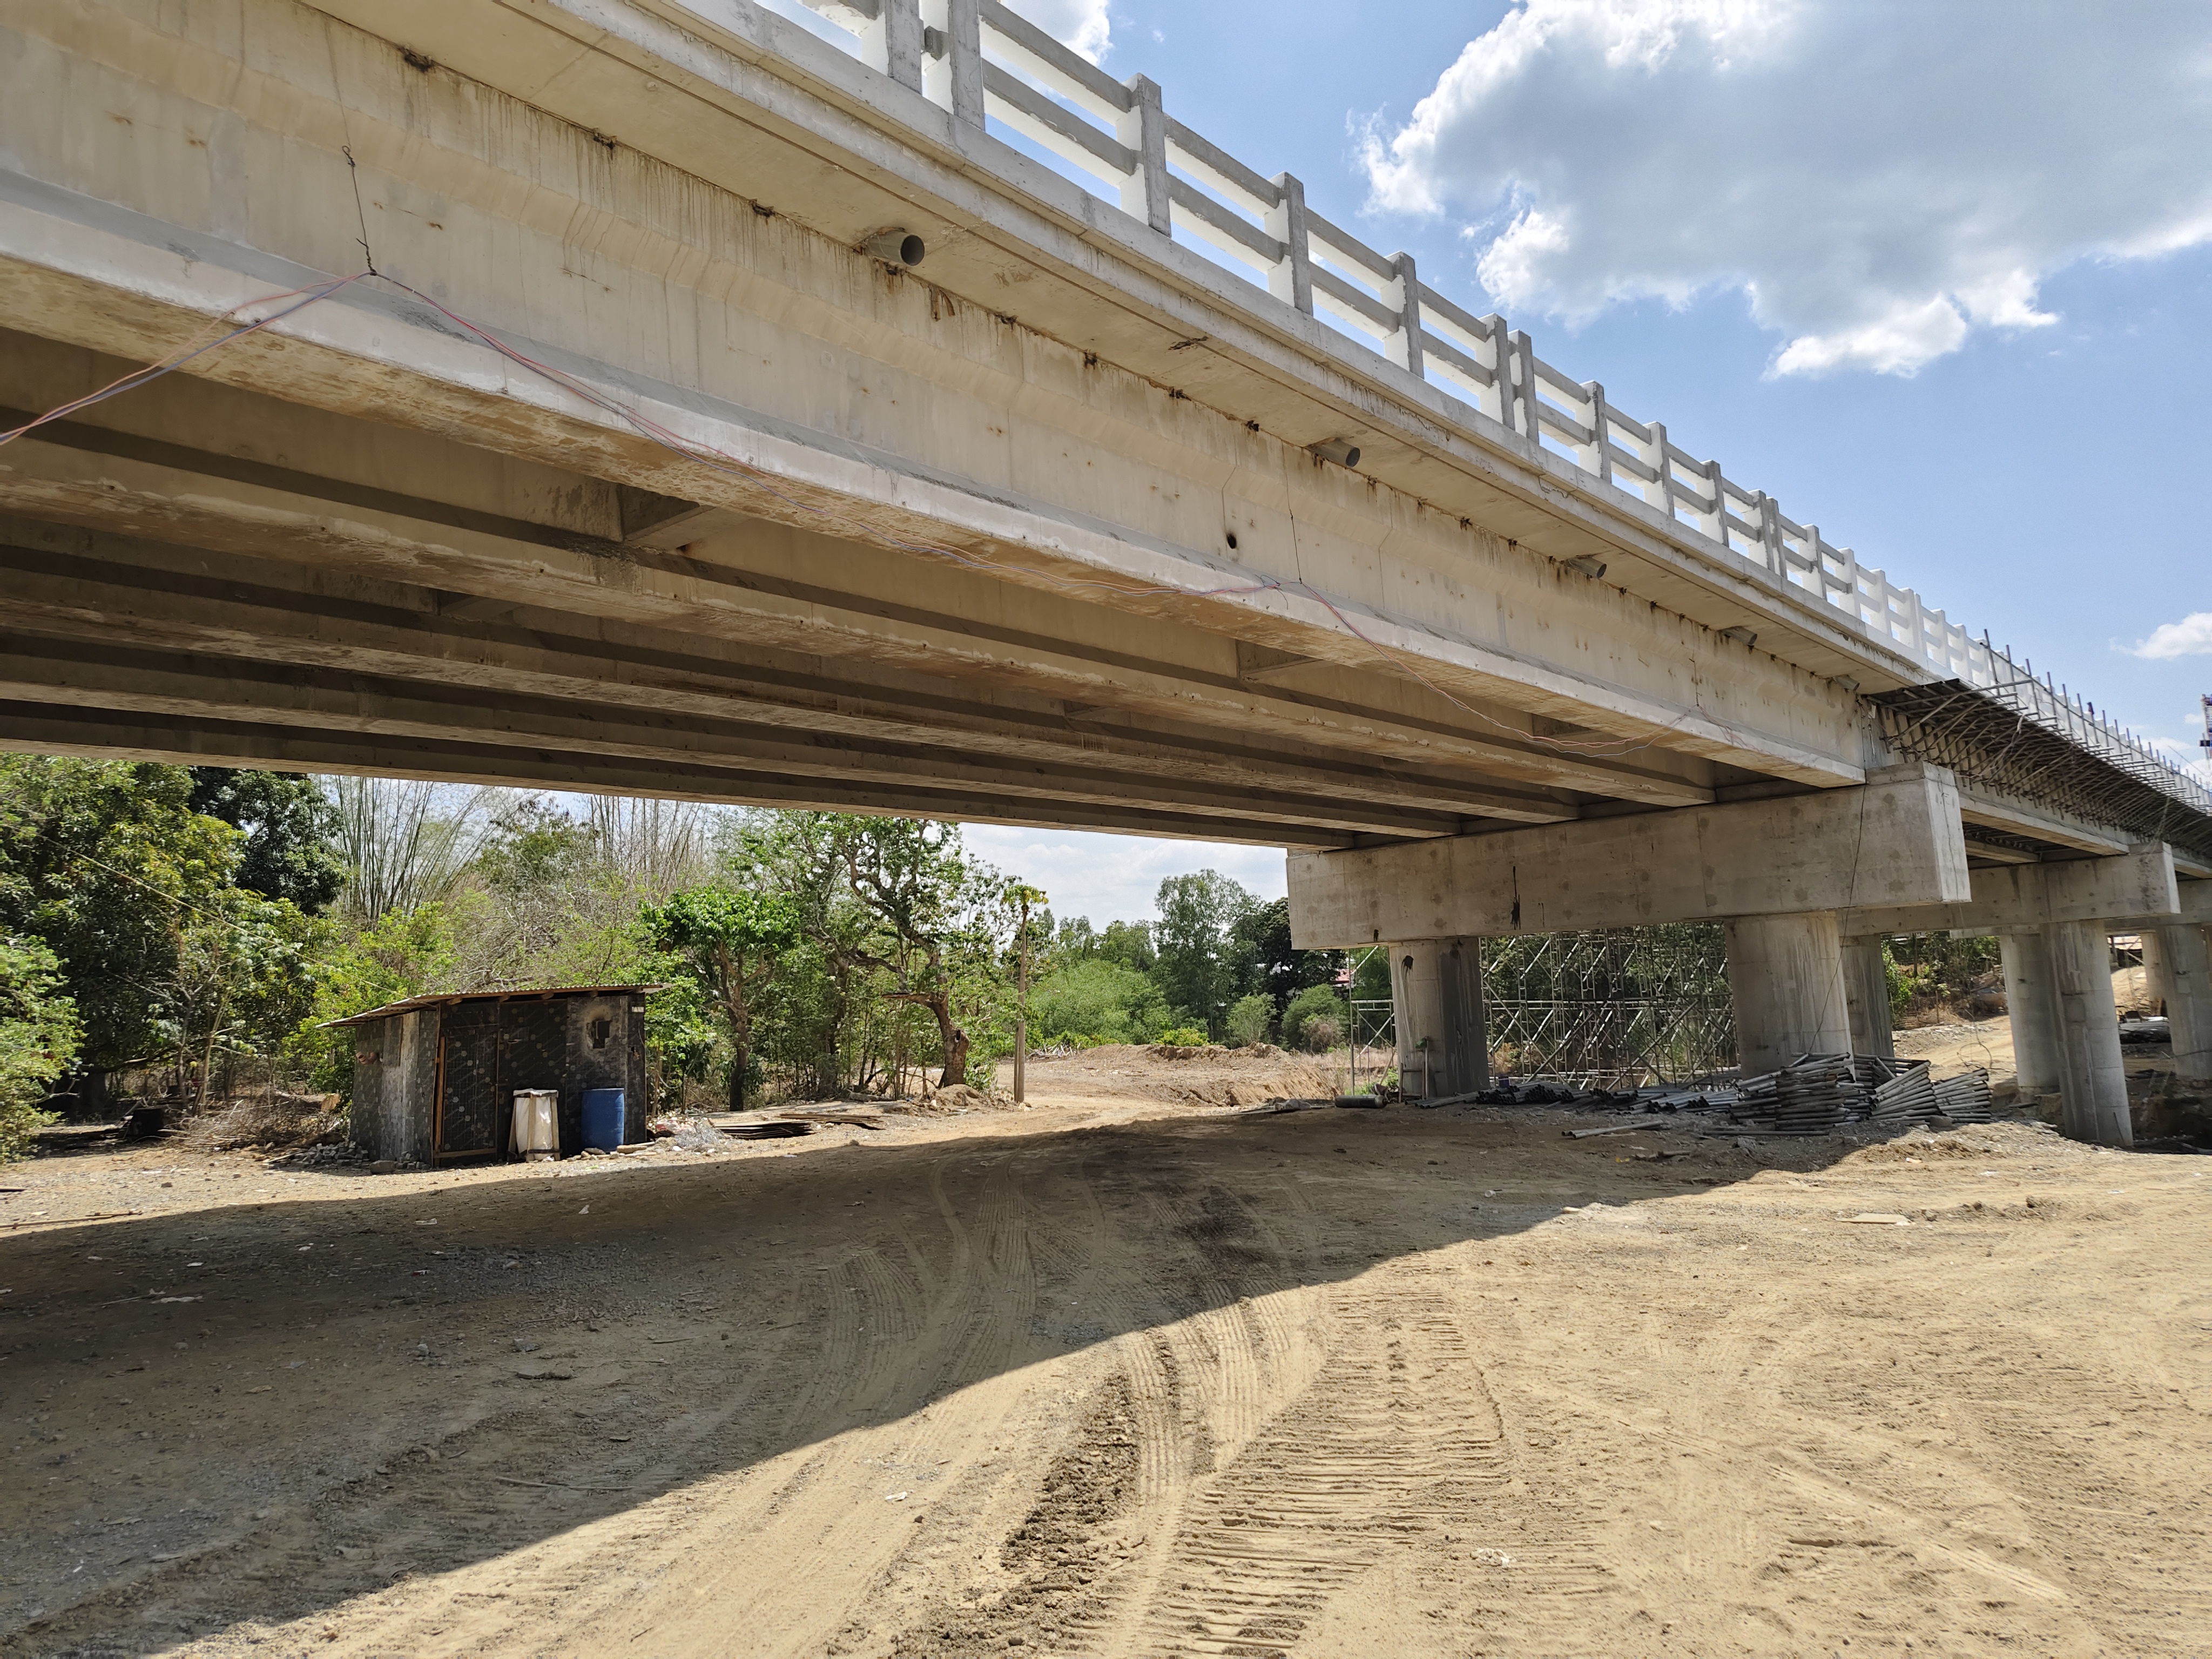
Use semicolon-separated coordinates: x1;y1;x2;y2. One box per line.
2045;921;2132;1147
2141;923;2212;1083
1840;935;1895;1058
1388;938;1487;1100
1999;930;2062;1094
1724;911;1851;1076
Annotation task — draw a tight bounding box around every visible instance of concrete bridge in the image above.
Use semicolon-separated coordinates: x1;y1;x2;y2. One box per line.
2;0;2207;1144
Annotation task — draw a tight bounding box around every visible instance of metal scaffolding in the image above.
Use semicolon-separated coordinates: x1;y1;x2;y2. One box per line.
1483;925;1737;1087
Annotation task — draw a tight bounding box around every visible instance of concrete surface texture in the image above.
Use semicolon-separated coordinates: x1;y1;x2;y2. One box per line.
5;1099;2209;1656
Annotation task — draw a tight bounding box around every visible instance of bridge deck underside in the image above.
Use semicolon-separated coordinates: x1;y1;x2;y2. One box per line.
0;342;1766;847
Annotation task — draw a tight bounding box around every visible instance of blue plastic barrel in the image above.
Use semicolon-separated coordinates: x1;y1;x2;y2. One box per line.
581;1088;626;1152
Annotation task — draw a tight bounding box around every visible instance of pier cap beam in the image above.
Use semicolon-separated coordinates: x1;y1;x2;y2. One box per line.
1287;764;1967;949
1834;844;2182;938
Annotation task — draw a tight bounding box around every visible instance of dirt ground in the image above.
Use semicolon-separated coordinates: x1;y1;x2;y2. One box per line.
988;1043;1348;1110
5;1061;2211;1658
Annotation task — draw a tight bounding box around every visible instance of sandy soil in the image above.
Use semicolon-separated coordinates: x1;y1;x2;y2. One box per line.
990;1043;1348;1110
1892;1016;2022;1083
4;1086;2210;1659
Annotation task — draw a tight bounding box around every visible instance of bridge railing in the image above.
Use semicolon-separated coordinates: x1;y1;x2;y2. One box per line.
690;0;2210;815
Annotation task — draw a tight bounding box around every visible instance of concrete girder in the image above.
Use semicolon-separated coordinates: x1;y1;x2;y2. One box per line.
0;518;1674;837
1286;764;1970;947
0;618;1569;837
0;702;1378;848
0;410;1733;812
0;528;1592;826
1833;845;2180;937
0;8;1877;789
1955;785;2134;860
0;658;1477;843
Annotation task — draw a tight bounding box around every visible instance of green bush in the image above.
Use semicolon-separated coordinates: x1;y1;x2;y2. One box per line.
1;936;80;1159
1154;1026;1208;1047
1030;957;1168;1045
1223;993;1272;1047
1282;982;1346;1051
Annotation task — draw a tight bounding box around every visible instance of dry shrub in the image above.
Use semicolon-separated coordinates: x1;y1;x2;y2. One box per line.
187;1089;346;1152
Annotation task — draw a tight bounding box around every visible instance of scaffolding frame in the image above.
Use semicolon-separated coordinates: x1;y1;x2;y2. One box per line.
1483;925;1737;1087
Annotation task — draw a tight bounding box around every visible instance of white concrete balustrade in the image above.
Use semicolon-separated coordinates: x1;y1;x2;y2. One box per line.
708;0;2204;814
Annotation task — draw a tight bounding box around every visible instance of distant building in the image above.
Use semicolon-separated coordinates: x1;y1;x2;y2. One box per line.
327;987;653;1164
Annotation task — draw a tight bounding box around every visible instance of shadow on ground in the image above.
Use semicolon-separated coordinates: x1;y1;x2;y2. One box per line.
0;1106;1978;1654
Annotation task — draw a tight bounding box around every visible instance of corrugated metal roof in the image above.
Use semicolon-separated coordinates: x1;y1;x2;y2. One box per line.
322;984;663;1029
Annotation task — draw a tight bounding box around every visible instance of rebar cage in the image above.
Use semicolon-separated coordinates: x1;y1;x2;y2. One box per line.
1483;925;1737;1087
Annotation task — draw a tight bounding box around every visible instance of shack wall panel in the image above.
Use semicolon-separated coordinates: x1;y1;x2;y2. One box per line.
399;1009;438;1163
565;995;635;1146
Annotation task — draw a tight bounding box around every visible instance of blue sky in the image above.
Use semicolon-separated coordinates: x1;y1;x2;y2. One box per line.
771;1;2212;925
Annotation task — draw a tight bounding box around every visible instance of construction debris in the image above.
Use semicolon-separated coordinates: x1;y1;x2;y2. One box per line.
1933;1068;1995;1122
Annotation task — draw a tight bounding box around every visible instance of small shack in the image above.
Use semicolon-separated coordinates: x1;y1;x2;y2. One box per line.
331;986;655;1164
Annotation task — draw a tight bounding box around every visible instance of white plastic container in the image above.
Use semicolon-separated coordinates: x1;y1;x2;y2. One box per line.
512;1089;559;1161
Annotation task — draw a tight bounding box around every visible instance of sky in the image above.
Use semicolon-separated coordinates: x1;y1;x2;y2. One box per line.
761;0;2212;926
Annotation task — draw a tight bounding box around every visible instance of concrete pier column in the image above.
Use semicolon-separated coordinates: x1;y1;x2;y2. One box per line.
1840;935;1895;1058
2045;921;2132;1146
2141;924;2212;1083
1388;938;1487;1101
1999;930;2062;1094
1724;911;1851;1076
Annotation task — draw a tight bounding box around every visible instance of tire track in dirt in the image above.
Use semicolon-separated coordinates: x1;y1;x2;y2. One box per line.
219;1150;1054;1659
1129;1279;1521;1658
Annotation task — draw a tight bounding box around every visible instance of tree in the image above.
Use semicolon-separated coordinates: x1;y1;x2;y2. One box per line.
1224;993;1272;1048
289;902;463;1098
643;885;801;1110
0;758;240;1070
1284;982;1347;1053
323;775;505;925
1004;881;1048;1102
1152;870;1260;1036
187;769;345;913
1095;919;1155;974
0;936;79;1158
1031;957;1168;1044
1237;896;1339;1019
819;816;1005;1088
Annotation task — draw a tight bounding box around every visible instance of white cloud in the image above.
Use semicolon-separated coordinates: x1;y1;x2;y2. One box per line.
958;826;1286;927
1360;0;2212;375
2132;611;2212;659
1003;0;1111;62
